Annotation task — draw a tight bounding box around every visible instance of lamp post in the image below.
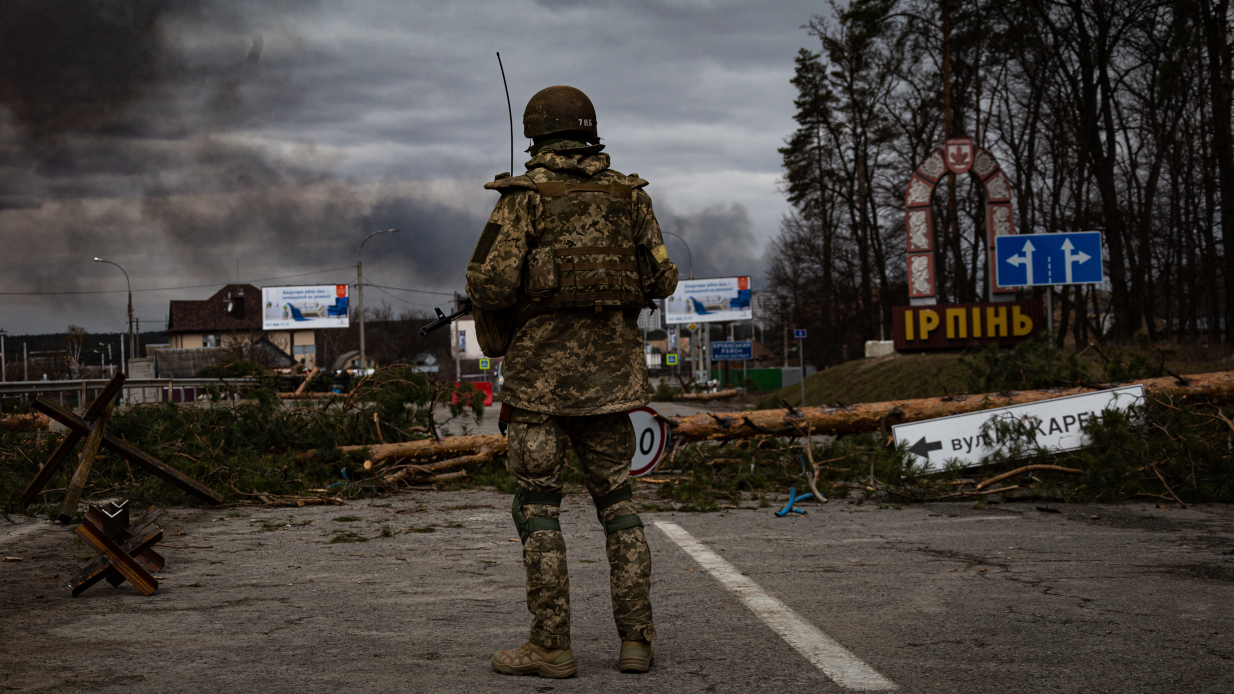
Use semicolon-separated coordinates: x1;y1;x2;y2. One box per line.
357;228;399;378
0;329;6;383
661;231;693;280
94;257;133;374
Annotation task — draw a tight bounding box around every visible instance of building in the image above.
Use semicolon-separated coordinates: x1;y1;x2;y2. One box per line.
165;284;317;371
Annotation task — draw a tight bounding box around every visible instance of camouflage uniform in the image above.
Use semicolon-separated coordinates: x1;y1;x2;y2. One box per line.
466;146;677;650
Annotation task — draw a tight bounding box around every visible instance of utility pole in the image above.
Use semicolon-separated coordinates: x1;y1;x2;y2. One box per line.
799;332;807;406
1;329;6;382
357;228;399;379
23;342;28;381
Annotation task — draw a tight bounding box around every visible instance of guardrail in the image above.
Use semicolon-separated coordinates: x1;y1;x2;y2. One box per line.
0;378;260;409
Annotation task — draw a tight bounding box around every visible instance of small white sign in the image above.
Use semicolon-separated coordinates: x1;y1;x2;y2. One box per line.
892;385;1144;470
628;406;668;477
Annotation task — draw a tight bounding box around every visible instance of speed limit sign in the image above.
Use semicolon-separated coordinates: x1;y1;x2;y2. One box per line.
627;406;668;477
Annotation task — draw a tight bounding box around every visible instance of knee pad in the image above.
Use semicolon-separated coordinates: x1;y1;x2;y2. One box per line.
512;487;563;544
593;483;643;535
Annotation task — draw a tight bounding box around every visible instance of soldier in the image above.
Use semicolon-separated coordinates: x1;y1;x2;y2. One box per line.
465;85;678;679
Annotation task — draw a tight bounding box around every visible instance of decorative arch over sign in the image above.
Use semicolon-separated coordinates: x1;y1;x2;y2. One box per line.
904;137;1016;304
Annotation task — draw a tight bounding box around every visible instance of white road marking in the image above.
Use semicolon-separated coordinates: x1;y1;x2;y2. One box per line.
654;521;897;691
948;516;1021;522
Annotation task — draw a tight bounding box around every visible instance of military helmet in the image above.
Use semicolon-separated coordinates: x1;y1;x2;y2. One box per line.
523;86;598;142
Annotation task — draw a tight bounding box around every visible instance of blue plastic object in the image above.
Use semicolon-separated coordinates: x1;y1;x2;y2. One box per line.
775;487;812;517
327;467;351;490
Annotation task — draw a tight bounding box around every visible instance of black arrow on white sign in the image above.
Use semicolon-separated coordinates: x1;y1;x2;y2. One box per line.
909;437;943;459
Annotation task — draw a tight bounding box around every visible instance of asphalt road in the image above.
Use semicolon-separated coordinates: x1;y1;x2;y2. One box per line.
3;493;1232;693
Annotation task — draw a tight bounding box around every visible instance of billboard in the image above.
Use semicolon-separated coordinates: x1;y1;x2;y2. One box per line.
665;277;752;324
262;285;350;330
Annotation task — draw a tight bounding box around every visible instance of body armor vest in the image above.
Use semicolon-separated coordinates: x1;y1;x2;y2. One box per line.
514;172;649;314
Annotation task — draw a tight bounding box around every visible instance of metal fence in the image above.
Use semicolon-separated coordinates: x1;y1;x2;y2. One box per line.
0;378;259;412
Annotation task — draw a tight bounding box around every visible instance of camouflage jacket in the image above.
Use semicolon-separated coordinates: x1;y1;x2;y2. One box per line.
465;150;678;416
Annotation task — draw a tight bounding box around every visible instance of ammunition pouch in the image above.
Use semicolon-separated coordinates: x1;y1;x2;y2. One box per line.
511;487;563;544
593;483;643;536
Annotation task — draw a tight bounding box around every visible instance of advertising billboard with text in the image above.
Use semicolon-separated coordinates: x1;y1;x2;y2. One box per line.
664;277;752;324
262;285;350;330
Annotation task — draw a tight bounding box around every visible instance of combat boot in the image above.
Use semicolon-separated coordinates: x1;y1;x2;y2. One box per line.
491;642;577;678
618;639;654;673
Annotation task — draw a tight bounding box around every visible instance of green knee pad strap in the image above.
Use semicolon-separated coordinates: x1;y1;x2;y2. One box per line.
512;487;563;544
593;483;632;511
594;483;642;535
603;513;644;535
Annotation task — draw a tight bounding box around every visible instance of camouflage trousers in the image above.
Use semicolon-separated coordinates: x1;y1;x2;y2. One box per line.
507;407;655;650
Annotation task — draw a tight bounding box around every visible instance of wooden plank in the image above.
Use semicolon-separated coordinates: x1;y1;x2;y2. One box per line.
19;430;85;507
32;397;224;505
84;504;159;572
102;436;224;505
72;517;159;596
70;525;163;597
83;373;127;421
57;400;116;524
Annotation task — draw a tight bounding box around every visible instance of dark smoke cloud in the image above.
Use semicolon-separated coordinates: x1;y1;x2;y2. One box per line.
0;1;174;138
0;1;810;335
664;202;765;285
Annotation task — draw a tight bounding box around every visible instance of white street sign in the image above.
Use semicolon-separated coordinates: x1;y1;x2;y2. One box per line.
629;406;668;477
891;386;1144;470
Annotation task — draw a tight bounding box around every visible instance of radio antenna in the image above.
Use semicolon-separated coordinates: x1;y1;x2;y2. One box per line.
496;52;513;175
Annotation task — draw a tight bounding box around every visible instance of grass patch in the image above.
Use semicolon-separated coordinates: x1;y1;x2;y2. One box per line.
329;531;368;544
759;334;1234;409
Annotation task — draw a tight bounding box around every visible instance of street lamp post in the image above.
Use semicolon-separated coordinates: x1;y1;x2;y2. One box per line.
94;258;133;374
357;229;399;379
661;231;693;280
0;329;7;383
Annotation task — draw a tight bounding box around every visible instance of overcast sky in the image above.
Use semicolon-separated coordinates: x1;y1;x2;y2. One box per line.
0;0;823;336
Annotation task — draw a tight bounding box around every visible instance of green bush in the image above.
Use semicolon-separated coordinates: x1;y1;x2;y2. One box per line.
2;364;484;518
651;383;679;402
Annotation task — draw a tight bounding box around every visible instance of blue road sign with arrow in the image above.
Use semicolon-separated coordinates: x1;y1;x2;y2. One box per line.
995;231;1103;287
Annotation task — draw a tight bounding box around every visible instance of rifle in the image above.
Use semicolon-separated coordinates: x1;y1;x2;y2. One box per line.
418;297;473;336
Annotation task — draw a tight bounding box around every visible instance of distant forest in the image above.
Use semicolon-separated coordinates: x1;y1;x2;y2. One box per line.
769;0;1234;367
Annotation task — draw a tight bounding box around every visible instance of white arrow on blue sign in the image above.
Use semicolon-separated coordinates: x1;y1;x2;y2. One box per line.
995;231;1103;287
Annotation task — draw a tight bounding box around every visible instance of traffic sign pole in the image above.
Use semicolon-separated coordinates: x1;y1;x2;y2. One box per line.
799;336;806;406
1046;288;1053;338
793;329;808;406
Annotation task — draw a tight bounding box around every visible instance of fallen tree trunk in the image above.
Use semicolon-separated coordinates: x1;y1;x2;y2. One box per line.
383;444;505;485
669;371;1234;443
673;389;741;401
349;434;505;464
297;371;1234;470
407;470;468;485
0;413;49;432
